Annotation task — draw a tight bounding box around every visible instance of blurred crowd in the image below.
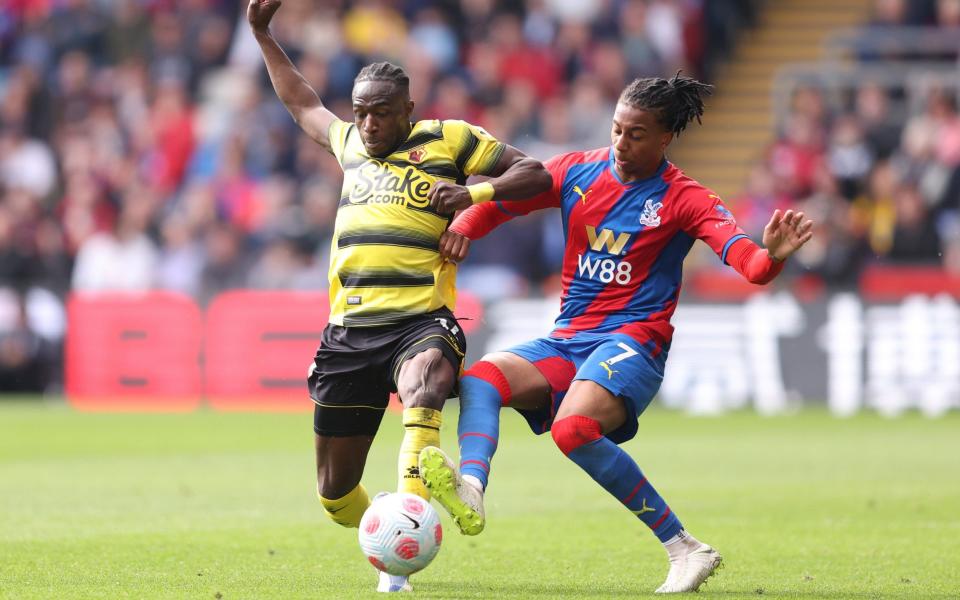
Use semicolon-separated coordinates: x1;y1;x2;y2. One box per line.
738;0;960;286
0;0;756;390
2;0;958;391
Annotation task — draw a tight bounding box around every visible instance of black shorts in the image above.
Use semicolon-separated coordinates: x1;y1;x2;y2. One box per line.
309;308;467;437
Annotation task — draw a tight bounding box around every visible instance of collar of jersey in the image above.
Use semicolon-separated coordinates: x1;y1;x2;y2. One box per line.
607;148;669;186
355;122;420;160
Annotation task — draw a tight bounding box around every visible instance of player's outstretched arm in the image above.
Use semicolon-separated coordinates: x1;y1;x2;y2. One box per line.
248;0;337;152
482;146;553;201
430;146;551;214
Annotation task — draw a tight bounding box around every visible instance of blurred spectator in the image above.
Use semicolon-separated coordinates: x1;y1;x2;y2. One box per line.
342;0;407;60
423;75;484;124
0;291;47;392
71;186;159;292
870;0;909;27
409;6;459;72
826;115;874;200
491;12;561;100
157;212;204;298
888;183;942;262
768;113;825;199
855;83;902;160
520;96;577;159
0;204;30;291
619;0;663;78
198;221;249;306
0;122;57;199
731;164;791;239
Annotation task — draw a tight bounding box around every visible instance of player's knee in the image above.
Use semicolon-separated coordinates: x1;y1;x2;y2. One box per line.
463;359;512;405
551;415;603;456
315;458;360;501
316;472;346;501
397;349;452;408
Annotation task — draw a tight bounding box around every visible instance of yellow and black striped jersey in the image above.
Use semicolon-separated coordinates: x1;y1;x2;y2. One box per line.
326;118;505;327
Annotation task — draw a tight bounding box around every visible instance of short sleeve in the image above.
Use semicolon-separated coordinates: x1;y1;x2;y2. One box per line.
327;119;353;165
680;188;750;265
448;120;507;177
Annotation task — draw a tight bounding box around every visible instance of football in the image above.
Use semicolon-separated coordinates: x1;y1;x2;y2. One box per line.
358;492;443;576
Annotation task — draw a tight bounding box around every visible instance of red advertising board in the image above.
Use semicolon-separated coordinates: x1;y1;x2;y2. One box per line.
63;291;484;411
65;292;203;411
205;291;328;411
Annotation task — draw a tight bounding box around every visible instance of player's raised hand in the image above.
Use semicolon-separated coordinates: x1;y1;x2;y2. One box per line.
439;229;471;263
248;0;282;33
429;181;473;215
762;209;814;261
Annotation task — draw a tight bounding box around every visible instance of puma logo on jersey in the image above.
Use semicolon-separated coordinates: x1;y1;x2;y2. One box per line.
632;499;656;516
574;185;592;204
599;361;619;379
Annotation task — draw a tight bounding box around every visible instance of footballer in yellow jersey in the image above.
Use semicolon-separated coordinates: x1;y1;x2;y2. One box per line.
325;117;505;327
248;0;551;591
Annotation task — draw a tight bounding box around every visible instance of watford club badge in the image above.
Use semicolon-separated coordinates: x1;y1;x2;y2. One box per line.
409;149;424;163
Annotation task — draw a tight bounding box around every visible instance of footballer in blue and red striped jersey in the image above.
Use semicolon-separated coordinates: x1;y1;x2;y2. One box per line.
418;74;813;594
447;146;763;442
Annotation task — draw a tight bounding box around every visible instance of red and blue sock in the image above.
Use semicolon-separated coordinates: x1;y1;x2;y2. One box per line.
457;361;511;490
551;415;683;543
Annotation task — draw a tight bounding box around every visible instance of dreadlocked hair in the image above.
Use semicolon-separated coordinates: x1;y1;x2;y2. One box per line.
354;61;410;96
618;72;713;136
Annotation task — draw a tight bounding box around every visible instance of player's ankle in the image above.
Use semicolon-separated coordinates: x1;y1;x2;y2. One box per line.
462;474;484;493
663;530;700;555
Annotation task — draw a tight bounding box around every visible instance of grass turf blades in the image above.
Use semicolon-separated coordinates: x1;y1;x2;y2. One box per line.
1;402;958;599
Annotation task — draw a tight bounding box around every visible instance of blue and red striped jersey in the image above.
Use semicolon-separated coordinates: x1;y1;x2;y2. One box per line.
454;147;751;347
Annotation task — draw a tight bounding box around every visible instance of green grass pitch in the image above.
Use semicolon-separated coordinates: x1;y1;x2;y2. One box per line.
1;401;958;599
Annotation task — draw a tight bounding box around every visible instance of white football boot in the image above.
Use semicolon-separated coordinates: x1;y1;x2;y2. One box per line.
655;536;722;593
377;571;413;593
418;446;485;535
370;493;412;592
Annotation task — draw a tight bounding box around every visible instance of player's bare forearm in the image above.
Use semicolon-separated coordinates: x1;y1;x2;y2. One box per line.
486;154;552;202
249;1;335;150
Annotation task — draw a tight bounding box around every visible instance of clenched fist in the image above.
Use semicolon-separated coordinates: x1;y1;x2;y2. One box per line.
429;181;473;215
439;230;471;263
248;0;282;33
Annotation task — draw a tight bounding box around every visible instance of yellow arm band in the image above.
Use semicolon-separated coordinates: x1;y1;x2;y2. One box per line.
467;181;495;204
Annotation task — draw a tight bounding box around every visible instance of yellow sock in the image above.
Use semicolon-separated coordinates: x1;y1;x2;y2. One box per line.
318;483;370;528
398;407;442;500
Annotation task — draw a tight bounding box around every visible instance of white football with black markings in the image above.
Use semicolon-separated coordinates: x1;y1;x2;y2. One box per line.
358;492;443;576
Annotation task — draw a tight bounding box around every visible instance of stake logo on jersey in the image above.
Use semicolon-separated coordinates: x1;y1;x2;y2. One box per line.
348;160;432;209
326;118;505;326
